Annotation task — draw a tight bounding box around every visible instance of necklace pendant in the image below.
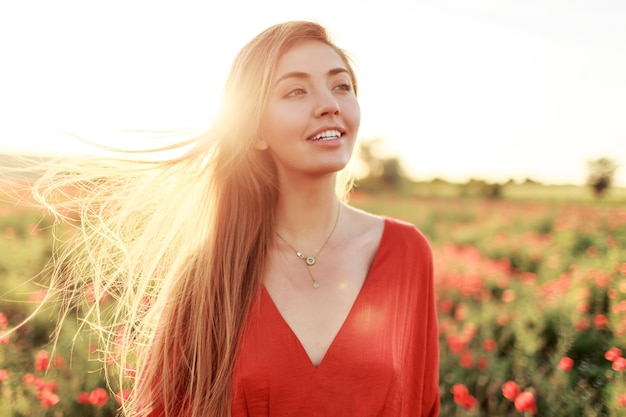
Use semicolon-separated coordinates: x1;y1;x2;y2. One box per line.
312;281;320;289
305;256;315;266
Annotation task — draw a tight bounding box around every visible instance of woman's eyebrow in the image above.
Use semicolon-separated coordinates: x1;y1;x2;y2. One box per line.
274;67;349;86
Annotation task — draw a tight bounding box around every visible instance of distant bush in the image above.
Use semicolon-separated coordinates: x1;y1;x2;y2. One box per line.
587;157;620;198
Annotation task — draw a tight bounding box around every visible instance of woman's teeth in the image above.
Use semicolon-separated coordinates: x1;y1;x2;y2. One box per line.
309;129;342;141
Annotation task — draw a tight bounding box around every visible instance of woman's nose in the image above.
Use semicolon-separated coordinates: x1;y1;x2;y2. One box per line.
315;90;341;117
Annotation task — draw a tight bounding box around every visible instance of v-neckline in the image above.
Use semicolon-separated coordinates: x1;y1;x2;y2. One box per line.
261;218;388;369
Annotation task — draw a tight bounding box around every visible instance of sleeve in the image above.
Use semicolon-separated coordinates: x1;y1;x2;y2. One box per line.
399;222;440;417
422;241;440;416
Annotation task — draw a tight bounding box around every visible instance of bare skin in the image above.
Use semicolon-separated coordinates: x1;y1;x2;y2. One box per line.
265;203;384;367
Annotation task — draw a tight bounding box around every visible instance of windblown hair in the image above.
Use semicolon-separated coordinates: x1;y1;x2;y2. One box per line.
32;21;358;417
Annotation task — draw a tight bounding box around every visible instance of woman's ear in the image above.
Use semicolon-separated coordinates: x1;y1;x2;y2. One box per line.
255;138;269;150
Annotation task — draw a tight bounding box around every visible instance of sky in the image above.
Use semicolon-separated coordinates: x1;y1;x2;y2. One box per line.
1;0;625;186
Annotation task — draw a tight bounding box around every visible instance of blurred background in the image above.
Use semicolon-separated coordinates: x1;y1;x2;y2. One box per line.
1;1;626;416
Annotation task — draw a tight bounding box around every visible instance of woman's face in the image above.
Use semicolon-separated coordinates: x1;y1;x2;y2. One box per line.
258;40;361;179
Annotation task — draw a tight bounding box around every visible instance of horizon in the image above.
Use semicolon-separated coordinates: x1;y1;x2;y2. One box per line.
1;0;625;187
0;149;620;190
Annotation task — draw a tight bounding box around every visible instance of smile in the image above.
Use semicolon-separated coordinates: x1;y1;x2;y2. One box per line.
308;129;344;141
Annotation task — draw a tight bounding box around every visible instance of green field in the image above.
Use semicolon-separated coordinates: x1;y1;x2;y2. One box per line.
1;182;625;416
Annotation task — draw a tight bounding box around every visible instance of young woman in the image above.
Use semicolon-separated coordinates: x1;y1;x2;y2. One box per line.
34;21;439;416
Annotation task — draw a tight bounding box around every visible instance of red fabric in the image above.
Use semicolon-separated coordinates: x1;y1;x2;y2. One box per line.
232;218;440;417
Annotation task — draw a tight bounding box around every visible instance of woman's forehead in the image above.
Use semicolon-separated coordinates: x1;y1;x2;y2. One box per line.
274;40;349;79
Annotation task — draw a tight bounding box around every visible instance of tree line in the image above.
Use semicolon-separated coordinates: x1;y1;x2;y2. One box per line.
357;139;620;199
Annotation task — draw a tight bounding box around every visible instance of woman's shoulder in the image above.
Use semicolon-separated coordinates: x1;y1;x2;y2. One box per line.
345;206;430;252
380;216;429;244
343;205;386;252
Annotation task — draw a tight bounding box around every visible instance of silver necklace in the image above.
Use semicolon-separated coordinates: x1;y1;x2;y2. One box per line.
275;203;341;289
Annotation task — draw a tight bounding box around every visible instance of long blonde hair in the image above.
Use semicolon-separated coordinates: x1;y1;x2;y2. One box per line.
31;21;358;417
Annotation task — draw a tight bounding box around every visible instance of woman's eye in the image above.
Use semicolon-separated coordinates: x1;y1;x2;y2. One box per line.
334;83;353;92
286;88;306;97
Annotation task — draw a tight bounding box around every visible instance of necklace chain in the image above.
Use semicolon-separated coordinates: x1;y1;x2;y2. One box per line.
275;203;341;289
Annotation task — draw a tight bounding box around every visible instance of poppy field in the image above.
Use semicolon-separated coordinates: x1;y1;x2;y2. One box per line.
354;190;626;417
1;186;626;416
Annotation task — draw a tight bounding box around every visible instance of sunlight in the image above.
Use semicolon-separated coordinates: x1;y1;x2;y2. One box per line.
1;1;625;186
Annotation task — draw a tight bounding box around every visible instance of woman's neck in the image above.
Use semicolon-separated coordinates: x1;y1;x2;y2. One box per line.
274;174;342;252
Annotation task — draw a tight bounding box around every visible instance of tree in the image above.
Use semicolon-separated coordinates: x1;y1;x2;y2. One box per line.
358;138;406;187
358;138;385;178
587;157;619;198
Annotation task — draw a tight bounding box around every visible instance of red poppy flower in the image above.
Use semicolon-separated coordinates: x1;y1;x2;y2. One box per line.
451;383;469;400
451;383;477;410
116;389;131;405
461;393;478;410
575;318;589;331
605;347;622;362
22;373;36;386
77;392;91;404
89;387;109;407
483;339;496;352
477;356;488;371
558;357;574;371
38;390;60;408
594;314;608;329
613;357;626;371
514;391;537;414
46;380;58;393
460;352;473;368
53;354;65;369
502;380;520;401
34;350;50;372
502;289;516;303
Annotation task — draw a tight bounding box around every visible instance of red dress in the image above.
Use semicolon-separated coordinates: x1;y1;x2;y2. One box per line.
232;218;440;416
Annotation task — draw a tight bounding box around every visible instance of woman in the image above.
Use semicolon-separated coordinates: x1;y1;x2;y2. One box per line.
35;21;439;416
